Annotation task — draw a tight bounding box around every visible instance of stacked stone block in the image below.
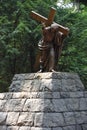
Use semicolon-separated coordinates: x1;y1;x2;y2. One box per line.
0;72;87;130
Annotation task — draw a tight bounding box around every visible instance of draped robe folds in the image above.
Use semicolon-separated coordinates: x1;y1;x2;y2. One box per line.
37;25;65;72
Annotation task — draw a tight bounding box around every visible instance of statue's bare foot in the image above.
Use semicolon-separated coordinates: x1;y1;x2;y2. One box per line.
49;69;56;72
38;69;43;73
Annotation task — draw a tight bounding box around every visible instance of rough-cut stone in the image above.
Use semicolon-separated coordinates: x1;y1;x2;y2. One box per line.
53;99;67;112
0;126;7;130
70;91;84;98
52;92;60;98
17;112;34;126
5;99;26;112
7;126;19;130
9;80;24;92
6;112;19;125
53;127;62;130
34;113;64;127
75;78;84;90
12;92;29;99
19;126;31;130
80;111;87;123
80;98;87;110
82;124;87;130
0;72;87;130
60;92;70;98
74;111;87;124
23;99;54;112
62;125;82;130
63;112;76;125
65;98;80;111
4;93;13;99
40;79;61;92
61;79;76;92
0;100;7;111
0;112;7;125
0;93;6;99
63;125;76;130
75;125;82;130
84;91;87;97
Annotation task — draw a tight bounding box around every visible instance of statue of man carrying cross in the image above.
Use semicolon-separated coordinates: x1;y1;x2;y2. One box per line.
31;7;69;72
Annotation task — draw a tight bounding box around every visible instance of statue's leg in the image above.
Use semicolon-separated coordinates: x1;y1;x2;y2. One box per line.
58;44;63;60
54;44;63;70
39;50;47;72
38;50;43;72
49;47;55;72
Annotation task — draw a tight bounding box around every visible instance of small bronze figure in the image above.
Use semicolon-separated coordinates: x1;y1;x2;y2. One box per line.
38;23;66;72
31;7;69;72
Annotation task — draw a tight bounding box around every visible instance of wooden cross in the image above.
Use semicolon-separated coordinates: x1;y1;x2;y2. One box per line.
31;7;69;36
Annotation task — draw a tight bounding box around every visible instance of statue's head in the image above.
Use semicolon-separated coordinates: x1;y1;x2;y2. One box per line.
42;23;59;43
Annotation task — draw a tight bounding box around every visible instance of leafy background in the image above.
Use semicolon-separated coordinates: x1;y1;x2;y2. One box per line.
0;0;87;92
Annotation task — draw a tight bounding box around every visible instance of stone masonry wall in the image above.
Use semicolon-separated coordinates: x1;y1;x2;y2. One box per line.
0;72;87;130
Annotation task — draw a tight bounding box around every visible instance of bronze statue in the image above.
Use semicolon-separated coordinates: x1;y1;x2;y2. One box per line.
38;23;66;72
31;7;69;72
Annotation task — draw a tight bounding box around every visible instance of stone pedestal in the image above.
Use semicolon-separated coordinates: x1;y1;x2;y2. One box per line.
0;72;87;130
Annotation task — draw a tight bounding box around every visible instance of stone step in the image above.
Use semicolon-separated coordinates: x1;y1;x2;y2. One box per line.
0;91;87;129
1;125;87;130
1;91;87;100
0;95;87;112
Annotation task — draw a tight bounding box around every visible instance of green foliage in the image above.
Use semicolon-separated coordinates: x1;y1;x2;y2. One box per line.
0;0;58;92
0;0;87;92
58;7;87;88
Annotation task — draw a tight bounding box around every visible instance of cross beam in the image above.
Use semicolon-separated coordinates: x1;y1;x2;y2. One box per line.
31;7;69;36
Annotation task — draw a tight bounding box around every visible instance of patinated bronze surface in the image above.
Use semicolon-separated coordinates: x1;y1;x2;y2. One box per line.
31;7;69;72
